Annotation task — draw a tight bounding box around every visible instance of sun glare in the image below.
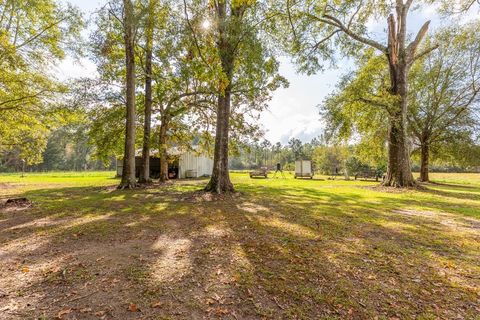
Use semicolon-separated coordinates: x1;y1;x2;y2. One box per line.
201;19;211;30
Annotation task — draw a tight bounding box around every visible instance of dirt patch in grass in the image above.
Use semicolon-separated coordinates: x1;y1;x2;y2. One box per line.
1;197;33;212
393;208;480;232
392;208;438;217
361;184;427;193
0;182;17;189
180;190;243;203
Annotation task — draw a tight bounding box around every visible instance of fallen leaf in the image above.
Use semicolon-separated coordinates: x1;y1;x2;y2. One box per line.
94;310;106;317
21;267;29;273
151;301;162;308
128;303;139;312
210;307;229;315
80;307;92;313
56;308;72;319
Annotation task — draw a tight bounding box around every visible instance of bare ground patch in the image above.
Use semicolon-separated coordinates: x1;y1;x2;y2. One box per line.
361;185;423;193
180;190;243;203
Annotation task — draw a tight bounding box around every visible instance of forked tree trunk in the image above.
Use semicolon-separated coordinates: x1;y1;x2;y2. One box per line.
139;5;153;184
159;117;169;183
419;141;430;182
119;0;137;189
316;2;433;188
204;1;236;194
382;12;417;188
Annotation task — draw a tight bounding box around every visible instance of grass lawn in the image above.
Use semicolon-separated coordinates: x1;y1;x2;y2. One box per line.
1;171;479;319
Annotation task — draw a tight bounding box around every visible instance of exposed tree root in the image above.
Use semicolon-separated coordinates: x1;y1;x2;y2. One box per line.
381;177;417;188
137;178;152;185
117;181;138;190
204;182;235;195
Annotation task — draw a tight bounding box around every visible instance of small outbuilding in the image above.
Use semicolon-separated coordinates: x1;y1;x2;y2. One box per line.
294;160;313;179
116;148;213;179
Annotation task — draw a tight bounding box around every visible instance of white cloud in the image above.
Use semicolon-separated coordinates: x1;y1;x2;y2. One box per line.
259;57;349;143
54;57;98;81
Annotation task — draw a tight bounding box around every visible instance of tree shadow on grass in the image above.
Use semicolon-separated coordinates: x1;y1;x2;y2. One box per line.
224;183;480;318
428;181;480;190
0;180;479;319
419;184;480;201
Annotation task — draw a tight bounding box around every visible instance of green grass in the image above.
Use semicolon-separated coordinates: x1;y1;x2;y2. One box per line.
0;170;116;186
1;171;479;319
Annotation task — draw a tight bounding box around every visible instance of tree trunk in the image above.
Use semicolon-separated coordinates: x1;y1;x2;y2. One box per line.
383;108;415;187
419;141;429;182
138;2;153;184
204;1;235;194
118;0;137;189
204;91;234;193
159;116;169;183
382;13;416;188
343;160;349;180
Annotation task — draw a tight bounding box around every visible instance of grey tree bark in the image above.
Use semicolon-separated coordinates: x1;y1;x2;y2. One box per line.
204;1;238;193
419;141;430;182
159;115;169;183
119;0;137;189
139;1;154;184
204;89;235;193
381;3;431;187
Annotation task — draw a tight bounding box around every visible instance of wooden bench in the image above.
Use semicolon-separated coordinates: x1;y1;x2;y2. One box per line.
249;167;268;178
354;171;382;181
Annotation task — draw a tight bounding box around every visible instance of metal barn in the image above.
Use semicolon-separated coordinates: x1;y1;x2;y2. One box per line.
116;149;213;179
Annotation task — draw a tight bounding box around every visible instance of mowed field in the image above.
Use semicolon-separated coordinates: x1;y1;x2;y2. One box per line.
0;171;479;319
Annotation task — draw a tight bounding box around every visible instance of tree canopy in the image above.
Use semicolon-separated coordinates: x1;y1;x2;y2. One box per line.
0;0;83;164
321;22;480;180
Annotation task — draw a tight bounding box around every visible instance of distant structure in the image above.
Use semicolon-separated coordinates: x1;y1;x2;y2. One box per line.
294;160;313;179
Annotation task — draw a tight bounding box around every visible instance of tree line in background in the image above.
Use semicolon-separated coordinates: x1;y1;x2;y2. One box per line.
2;126;478;177
0;0;479;192
229;136;480;176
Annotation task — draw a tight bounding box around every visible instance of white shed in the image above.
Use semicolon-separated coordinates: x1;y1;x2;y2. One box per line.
177;151;213;178
294;160;313;179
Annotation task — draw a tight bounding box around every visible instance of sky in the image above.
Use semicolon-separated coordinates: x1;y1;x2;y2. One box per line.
59;0;477;144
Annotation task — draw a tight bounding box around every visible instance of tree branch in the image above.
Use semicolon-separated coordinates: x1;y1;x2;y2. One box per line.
182;0;213;71
407;20;431;60
0;90;49;110
320;14;387;53
412;44;439;63
15;17;67;50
